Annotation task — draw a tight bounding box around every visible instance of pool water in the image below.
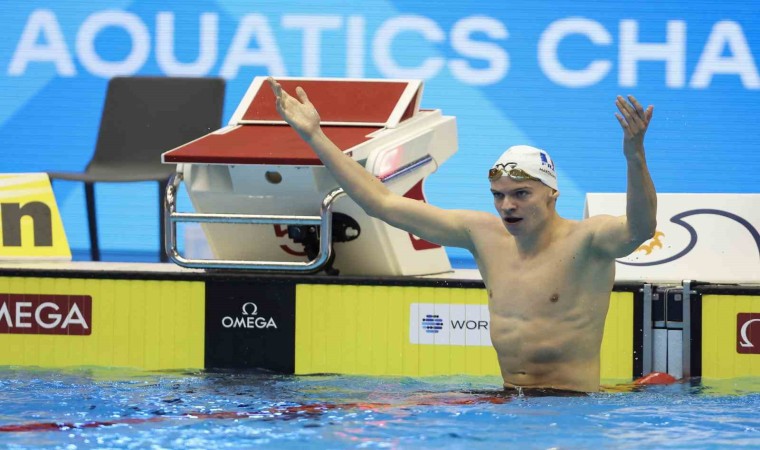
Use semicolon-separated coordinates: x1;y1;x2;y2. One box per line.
1;368;758;449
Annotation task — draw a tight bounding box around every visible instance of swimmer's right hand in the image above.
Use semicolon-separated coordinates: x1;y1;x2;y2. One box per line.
267;77;322;139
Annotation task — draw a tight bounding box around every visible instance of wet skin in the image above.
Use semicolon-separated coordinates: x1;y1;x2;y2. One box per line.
474;178;616;392
266;77;657;393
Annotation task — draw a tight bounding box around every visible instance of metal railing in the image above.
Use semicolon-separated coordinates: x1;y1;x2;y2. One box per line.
164;154;433;272
164;171;345;272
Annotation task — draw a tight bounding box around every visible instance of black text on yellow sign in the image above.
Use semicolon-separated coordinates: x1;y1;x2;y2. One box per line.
0;174;70;260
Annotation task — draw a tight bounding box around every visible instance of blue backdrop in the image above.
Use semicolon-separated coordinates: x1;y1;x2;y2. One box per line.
1;1;758;265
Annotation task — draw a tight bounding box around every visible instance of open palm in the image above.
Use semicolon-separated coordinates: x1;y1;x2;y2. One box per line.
267;77;321;138
615;94;654;154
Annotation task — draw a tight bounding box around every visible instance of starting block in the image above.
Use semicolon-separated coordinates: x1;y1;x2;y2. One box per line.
162;77;458;276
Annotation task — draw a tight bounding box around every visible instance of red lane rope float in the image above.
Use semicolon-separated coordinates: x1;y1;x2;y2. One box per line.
634;372;679;385
0;417;165;433
0;396;509;433
0;403;346;433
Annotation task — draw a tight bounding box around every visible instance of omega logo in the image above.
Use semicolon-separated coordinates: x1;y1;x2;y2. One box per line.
0;294;92;336
737;313;760;354
221;302;277;329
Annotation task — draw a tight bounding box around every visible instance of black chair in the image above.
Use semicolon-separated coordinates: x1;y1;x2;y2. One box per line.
48;76;225;262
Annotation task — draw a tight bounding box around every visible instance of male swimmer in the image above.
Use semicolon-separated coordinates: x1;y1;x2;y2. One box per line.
267;77;657;393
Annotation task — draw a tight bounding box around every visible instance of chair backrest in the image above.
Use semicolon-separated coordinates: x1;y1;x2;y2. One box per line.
87;76;225;177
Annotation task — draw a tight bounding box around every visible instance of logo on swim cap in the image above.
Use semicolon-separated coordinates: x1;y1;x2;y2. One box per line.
539;152;555;171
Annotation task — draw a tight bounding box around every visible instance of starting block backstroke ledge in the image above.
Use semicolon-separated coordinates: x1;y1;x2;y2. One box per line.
162;77;457;276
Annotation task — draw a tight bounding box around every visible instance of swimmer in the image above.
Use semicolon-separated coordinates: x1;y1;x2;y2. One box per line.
267;77;657;393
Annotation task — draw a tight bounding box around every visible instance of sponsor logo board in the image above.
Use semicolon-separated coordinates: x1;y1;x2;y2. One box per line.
0;293;91;335
737;313;760;354
409;303;490;346
205;281;295;371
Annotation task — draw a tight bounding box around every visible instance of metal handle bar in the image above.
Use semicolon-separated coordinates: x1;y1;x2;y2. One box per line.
164;154;432;272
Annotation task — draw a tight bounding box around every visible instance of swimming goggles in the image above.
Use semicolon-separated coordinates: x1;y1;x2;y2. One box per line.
487;163;539;182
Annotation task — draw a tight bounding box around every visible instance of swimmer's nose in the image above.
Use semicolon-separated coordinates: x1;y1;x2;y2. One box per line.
499;200;517;214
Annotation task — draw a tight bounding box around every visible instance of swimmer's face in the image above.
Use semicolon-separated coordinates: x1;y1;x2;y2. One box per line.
490;177;558;236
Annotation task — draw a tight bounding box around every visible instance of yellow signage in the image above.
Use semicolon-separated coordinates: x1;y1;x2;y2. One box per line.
0;173;70;260
295;284;633;380
0;276;205;370
701;294;760;379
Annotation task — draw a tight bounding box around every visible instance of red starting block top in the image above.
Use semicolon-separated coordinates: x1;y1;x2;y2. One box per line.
241;79;417;124
162;77;423;166
163;125;380;165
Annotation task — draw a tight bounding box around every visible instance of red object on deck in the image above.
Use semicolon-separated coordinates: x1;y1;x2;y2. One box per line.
163;77;422;166
163;125;379;165
634;372;679;385
243;79;412;123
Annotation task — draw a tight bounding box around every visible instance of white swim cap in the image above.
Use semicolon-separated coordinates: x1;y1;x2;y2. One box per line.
489;145;558;191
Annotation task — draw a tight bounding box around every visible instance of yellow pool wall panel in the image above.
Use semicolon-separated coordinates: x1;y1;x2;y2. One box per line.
0;276;205;370
295;284;634;379
600;291;634;381
295;284;499;377
701;294;760;379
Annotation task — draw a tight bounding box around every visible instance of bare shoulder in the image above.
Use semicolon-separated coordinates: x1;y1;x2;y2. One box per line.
454;210;506;247
559;215;619;250
579;214;625;233
460;210;505;233
456;210;509;259
580;213;640;257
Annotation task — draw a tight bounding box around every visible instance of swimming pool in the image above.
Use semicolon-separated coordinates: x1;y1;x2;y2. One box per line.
1;368;758;449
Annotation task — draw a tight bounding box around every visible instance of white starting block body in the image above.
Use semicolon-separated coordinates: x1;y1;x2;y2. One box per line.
162;77;457;276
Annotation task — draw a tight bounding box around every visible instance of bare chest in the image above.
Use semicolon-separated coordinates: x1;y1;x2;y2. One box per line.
478;235;602;318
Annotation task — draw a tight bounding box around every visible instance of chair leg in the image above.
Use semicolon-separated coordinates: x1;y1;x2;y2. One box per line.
158;179;169;263
84;182;100;261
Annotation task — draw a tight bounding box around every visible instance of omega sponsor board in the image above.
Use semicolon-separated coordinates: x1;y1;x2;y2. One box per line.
0;293;91;335
205;281;295;371
737;313;760;355
221;302;278;330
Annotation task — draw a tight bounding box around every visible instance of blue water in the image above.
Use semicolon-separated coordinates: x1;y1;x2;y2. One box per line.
1;368;758;449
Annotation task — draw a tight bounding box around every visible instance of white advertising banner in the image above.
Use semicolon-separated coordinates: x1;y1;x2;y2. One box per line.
584;194;760;283
409;303;491;346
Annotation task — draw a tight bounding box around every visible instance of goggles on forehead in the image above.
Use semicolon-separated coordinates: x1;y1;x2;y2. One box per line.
487;163;539;182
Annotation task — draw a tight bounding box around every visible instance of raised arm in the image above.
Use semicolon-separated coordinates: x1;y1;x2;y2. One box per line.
591;95;658;257
267;77;479;250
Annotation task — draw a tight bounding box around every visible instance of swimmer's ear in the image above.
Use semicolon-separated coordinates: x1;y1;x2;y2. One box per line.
548;189;559;206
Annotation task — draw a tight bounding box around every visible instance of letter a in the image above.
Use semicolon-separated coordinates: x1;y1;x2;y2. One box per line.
9;9;76;76
62;303;88;329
